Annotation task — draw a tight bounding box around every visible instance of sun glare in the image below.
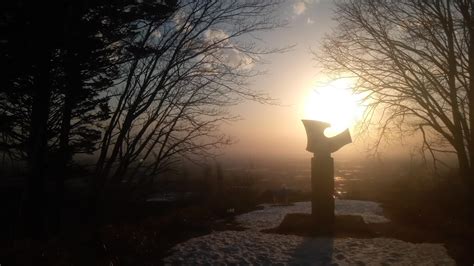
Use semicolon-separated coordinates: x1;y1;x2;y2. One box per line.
303;79;364;137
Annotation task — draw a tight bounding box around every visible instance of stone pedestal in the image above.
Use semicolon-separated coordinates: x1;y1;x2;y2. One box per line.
311;155;334;226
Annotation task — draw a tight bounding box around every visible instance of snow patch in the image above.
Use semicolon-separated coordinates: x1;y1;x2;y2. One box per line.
236;200;389;230
163;200;454;264
164;231;455;265
336;199;390;224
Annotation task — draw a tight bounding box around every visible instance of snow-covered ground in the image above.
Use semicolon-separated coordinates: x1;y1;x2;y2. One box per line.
164;231;454;265
164;200;455;265
236;200;389;230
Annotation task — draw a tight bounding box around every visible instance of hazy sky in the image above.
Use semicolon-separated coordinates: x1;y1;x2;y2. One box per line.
221;0;364;161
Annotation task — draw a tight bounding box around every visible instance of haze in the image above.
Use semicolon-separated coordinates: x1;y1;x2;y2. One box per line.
221;0;369;161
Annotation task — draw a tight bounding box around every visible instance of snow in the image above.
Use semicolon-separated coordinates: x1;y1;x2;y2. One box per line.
164;231;455;265
163;200;455;265
236;200;389;230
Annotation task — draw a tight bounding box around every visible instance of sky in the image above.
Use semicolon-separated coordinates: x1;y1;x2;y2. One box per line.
220;0;367;161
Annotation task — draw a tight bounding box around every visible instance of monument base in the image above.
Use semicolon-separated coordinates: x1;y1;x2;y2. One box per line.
280;213;333;236
269;213;371;237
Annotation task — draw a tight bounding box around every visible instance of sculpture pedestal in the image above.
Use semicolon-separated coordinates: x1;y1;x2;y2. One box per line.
311;155;334;226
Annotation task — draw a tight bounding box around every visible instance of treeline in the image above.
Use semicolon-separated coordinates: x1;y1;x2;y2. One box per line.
0;0;282;239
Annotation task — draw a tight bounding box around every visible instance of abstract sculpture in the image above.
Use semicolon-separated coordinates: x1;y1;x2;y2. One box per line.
302;119;352;227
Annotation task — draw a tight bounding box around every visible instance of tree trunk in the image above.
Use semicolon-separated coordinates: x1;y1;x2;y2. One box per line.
26;51;52;239
457;150;470;176
464;0;474;219
445;1;471;180
52;51;80;234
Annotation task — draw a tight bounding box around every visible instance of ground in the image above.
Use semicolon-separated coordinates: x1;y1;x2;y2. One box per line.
1;160;473;265
164;200;456;265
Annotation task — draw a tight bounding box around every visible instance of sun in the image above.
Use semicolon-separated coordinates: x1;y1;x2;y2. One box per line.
302;78;364;137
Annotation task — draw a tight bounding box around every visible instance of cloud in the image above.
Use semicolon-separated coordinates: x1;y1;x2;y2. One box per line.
293;1;306;15
307;17;314;24
201;29;254;71
305;0;321;4
204;29;229;42
203;29;231;49
151;30;161;39
293;0;322;17
225;48;255;71
173;10;186;25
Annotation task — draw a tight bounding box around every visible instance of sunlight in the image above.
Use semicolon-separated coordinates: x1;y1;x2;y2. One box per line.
303;78;364;137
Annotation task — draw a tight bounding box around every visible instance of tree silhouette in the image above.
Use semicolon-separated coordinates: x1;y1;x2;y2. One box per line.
318;0;474;182
0;0;177;237
1;0;283;238
92;0;284;204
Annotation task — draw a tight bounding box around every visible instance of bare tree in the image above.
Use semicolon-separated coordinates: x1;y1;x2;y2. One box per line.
318;0;474;181
93;0;284;199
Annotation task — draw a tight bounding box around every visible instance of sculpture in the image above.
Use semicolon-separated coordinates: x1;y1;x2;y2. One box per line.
302;119;352;227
